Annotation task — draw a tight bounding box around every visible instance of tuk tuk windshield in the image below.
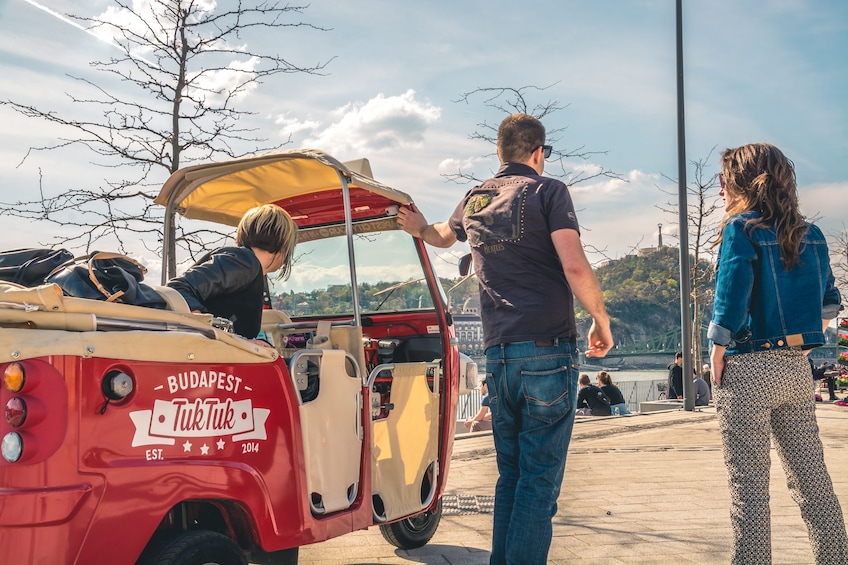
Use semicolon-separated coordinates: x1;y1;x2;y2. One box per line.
269;222;435;317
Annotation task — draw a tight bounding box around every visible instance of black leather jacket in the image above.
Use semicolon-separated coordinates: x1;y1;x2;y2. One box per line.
167;246;265;338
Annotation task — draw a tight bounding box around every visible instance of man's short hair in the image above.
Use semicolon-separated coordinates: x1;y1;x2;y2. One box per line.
497;113;546;163
578;374;591;386
675;352;683;359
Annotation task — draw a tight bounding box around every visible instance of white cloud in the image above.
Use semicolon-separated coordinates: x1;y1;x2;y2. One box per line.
190;56;260;104
274;113;321;138
437;156;489;175
90;0;258;104
302;90;441;157
800;181;848;234
572;168;665;198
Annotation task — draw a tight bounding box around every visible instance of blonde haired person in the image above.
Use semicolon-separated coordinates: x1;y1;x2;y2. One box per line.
709;143;846;563
168;204;298;338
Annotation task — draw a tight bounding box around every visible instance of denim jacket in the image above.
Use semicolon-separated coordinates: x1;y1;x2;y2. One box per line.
708;212;842;355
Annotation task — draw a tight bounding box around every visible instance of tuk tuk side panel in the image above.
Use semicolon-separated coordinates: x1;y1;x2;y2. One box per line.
0;345;374;563
71;353;342;558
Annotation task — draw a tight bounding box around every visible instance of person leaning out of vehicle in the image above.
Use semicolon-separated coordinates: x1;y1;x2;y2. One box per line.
167;204;298;339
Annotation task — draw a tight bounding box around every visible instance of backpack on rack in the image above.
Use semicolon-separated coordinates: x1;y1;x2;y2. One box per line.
0;248;74;287
45;251;168;309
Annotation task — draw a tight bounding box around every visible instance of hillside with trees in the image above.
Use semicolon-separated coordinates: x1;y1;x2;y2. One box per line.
442;245;715;350
584;246;713;348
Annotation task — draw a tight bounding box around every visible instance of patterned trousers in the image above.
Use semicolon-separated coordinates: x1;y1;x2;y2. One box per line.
715;349;848;564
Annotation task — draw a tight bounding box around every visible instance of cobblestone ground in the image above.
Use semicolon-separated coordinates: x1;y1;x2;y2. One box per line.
296;405;848;564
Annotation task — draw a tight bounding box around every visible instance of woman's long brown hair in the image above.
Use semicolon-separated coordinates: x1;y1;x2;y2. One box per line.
715;143;807;269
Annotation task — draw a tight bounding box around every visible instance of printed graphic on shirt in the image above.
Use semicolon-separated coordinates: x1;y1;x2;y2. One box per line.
463;184;527;249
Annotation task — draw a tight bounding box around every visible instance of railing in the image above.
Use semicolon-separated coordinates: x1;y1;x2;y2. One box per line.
455;379;668;422
619;379;668;412
456;388;483;421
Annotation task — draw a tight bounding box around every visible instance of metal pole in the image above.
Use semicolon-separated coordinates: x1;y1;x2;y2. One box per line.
337;170;362;327
676;0;695;411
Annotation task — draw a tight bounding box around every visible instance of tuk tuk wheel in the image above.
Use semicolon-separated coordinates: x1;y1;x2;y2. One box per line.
379;499;442;550
145;530;247;565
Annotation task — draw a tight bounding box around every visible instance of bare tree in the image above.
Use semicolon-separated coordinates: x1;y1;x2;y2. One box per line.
447;84;623;187
449;84;623;262
657;151;723;373
1;0;332;276
829;225;848;301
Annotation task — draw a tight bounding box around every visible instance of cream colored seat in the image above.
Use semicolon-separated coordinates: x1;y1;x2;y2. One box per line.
295;349;363;515
371;362;439;522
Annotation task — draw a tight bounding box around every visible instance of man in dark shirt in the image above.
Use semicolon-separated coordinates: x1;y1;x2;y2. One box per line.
398;113;613;565
577;374;612;416
667;352;684;400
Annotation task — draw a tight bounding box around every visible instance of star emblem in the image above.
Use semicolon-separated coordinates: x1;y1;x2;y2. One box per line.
216;438;225;450
182;440;192;453
200;443;210;455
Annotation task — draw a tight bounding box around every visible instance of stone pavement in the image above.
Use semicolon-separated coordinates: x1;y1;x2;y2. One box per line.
298;404;848;564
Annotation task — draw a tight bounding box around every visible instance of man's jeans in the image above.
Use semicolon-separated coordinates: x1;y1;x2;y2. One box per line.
485;340;578;565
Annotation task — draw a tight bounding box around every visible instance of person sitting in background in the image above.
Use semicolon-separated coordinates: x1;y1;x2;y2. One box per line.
464;378;492;432
577;373;611;416
597;371;631;415
167;204;298;339
693;372;711;407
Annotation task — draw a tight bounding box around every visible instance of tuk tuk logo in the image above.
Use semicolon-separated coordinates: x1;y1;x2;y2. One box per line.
130;397;270;448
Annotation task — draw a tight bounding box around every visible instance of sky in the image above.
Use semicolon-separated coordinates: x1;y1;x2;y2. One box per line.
1;0;846;284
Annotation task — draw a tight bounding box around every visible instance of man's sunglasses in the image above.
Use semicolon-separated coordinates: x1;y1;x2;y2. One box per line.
538;145;553;159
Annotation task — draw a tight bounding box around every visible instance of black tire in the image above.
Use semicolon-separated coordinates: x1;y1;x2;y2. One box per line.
379;499;442;550
148;530;247;565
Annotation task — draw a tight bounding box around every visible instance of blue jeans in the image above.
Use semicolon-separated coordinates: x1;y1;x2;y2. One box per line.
485;340;578;565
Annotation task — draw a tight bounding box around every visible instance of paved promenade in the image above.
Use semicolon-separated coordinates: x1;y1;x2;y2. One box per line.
299;403;848;564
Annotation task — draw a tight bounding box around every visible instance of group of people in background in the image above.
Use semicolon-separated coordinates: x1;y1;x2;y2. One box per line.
576;371;631;416
665;352;712;407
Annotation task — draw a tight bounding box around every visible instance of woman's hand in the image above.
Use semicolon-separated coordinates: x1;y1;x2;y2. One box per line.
710;344;727;387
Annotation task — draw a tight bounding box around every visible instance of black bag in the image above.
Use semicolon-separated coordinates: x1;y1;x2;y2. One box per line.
46;251;168;309
0;248;74;286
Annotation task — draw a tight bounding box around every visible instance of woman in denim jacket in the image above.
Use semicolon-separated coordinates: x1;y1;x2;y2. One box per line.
709;143;847;564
